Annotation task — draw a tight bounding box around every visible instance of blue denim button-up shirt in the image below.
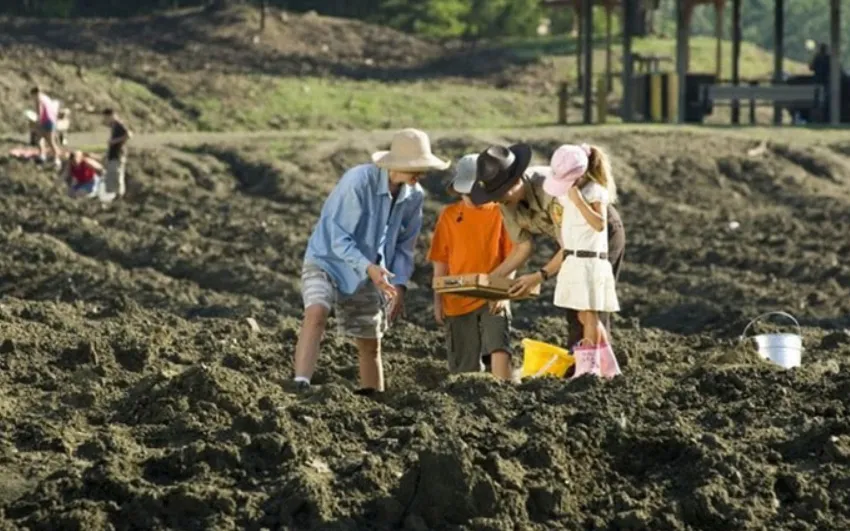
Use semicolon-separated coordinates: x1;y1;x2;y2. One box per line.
304;163;424;295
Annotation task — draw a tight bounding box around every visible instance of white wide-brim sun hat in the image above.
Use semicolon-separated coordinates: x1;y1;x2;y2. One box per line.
371;128;451;172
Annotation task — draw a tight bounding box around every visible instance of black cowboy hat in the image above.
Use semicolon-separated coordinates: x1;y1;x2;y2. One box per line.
469;143;532;205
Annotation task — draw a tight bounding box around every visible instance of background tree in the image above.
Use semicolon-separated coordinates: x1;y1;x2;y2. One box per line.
1;0;848;66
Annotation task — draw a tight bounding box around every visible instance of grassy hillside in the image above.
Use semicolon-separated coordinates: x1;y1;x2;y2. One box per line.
0;5;809;136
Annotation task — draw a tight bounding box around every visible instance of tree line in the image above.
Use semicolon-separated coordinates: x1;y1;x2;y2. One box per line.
2;0;848;62
1;0;545;38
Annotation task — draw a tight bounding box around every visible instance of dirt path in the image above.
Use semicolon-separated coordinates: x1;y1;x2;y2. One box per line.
16;124;850;153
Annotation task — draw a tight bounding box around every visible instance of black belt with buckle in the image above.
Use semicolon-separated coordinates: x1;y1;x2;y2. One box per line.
562;249;608;260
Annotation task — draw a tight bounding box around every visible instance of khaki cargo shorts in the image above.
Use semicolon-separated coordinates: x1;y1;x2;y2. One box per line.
301;262;388;339
104;157;126;197
444;304;512;374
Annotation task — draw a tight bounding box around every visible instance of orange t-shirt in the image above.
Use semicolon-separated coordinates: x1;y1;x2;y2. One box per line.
427;201;514;317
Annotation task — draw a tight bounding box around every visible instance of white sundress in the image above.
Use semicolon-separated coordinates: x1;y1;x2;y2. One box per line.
553;182;620;312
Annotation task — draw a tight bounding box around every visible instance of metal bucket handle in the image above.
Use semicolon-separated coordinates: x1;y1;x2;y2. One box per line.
741;311;802;340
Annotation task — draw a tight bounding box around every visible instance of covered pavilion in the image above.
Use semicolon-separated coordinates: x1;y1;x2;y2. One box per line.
544;0;843;125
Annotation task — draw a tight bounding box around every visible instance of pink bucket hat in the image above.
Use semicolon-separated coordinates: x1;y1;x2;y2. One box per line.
543;143;590;197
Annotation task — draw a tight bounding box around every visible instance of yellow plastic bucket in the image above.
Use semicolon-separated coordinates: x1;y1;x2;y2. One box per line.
520;339;575;378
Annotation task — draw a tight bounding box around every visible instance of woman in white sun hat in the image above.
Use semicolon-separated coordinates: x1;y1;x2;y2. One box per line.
292;128;450;395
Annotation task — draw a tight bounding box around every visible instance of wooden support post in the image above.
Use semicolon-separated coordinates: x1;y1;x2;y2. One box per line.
675;0;688;123
597;77;608;122
576;5;583;89
605;5;613;93
830;0;841;125
622;0;636;122
667;72;679;123
773;0;784;125
731;0;742;124
650;73;663;121
749;80;758;124
558;82;569;124
715;1;723;78
582;0;593;124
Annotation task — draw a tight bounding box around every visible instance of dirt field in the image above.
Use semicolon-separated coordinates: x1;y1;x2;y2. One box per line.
2;128;850;530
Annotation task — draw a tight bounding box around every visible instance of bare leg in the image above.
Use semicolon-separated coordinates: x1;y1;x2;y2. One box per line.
578;310;600;345
355;337;384;391
37;132;46;160
489;350;512;380
566;308;582;348
596;321;610;345
46;132;61;163
293;304;330;382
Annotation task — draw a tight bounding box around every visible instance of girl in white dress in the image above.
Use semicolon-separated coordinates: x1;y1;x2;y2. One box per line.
544;144;620;378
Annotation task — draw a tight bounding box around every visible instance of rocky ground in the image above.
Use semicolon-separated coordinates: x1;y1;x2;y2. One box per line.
1;129;850;530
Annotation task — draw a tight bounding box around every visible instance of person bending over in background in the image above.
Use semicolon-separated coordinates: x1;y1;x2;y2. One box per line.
59;151;104;199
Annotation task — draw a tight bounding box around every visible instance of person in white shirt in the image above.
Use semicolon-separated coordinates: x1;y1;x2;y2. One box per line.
544;143;621;379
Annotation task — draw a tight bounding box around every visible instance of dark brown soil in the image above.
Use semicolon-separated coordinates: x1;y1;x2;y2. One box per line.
0;5;549;134
1;129;850;530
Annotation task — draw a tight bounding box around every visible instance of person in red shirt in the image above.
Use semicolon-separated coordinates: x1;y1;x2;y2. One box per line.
59;151;104;199
428;154;515;380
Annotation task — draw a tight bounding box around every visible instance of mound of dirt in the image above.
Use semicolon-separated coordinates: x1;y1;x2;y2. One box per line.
0;6;443;76
1;129;850;529
0;5;546;135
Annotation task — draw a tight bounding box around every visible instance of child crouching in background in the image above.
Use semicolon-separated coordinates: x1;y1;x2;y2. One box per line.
428;154;515;380
59;151;104;199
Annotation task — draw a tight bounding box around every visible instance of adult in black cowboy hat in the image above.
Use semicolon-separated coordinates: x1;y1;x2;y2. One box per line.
469;143;534;207
471;143;626;350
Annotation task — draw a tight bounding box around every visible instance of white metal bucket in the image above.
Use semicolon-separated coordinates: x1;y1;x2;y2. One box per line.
741;311;803;369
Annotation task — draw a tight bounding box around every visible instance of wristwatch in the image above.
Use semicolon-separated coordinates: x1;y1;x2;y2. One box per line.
538;268;549;281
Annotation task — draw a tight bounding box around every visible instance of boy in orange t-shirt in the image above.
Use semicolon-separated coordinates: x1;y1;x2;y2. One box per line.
428;154;515;380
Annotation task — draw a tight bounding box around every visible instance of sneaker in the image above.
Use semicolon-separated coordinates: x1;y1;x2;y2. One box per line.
282;379;311;393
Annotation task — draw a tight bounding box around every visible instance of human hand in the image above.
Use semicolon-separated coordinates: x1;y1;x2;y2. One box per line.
388;285;406;322
567;186;582;206
433;296;445;325
507;273;543;298
367;264;396;301
489;299;509;315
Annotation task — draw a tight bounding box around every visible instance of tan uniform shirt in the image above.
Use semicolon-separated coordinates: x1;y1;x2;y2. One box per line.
499;167;564;245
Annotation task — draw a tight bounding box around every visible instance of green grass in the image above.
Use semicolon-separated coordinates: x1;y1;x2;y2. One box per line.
497;35;809;82
189;76;558;131
180;35;811;132
14;34;809;136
